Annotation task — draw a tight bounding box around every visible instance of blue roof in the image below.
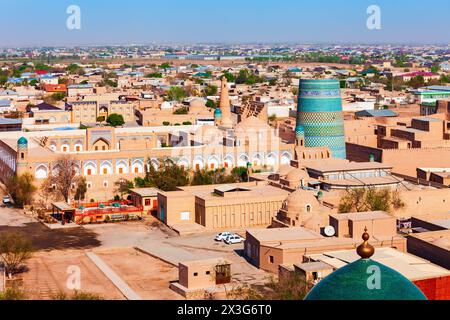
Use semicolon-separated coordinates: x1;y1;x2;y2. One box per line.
68;84;93;89
0;118;21;125
7;78;22;83
0;90;17;95
0;100;11;107
355;109;398;117
422;85;450;92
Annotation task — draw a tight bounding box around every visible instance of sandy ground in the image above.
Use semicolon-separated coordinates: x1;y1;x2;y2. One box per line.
20;250;124;300
1;207;271;299
95;248;182;300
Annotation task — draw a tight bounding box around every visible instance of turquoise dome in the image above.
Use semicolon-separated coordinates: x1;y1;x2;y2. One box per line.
18;137;28;145
295;124;305;136
214;108;222;117
305;259;427;300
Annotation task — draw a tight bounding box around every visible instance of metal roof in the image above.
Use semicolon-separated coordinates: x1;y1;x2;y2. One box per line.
355;109;398;117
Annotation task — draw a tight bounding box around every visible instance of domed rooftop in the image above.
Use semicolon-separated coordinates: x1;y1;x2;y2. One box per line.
235;116;270;131
18;137;28;145
282;189;318;215
305;230;427;301
285;168;309;183
295;124;305;135
276;165;293;177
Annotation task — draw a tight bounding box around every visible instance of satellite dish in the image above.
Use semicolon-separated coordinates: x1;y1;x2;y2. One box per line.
324;226;335;237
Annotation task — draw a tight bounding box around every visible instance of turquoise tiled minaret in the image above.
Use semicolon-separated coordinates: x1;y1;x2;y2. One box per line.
296;79;346;159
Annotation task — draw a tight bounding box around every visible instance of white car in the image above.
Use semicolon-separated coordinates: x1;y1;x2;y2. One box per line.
224;234;245;245
215;232;233;241
2;196;11;204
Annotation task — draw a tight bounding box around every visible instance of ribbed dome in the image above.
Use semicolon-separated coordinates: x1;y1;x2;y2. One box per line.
305;259;427;300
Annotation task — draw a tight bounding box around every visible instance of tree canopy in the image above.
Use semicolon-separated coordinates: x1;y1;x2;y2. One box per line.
106;113;125;127
338;188;405;214
134;159;189;191
166;86;186;102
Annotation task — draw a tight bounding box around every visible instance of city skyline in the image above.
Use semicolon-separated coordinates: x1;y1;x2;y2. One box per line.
2;0;450;47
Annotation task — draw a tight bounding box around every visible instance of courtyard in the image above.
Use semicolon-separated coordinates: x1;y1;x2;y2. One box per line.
0;206;271;299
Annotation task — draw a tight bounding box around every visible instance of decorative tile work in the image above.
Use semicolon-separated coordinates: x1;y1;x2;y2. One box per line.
296;79;346;159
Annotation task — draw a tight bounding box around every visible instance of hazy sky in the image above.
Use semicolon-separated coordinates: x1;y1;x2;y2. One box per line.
1;0;450;47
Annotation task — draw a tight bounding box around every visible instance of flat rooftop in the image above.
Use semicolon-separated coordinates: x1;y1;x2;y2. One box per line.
330;211;392;221
181;257;230;267
130;187;160;197
246;227;322;243
408;230;450;251
305;159;393;173
294;261;333;272
305;247;450;281
178;182;289;203
413;212;450;229
322;175;401;187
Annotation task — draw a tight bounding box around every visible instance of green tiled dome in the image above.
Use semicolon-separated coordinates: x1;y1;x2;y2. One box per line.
305;259;427;300
214;108;222;117
17;136;28;145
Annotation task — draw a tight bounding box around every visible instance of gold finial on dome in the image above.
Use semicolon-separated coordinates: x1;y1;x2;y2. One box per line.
356;227;375;259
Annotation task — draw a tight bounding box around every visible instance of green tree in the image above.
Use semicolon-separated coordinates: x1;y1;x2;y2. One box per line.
191;168;237;186
166;86;186;102
106;113;125;127
205;100;217;109
6;173;37;207
135;159;189;191
74;177;87;202
0;232;33;277
231;167;249;182
52;291;103;300
66;64;82;74
203;84;218;97
159;62;171;70
145;72;162;78
408;75;425;89
114;179;134;199
338;188;405;213
222;71;235;82
52;92;66;101
173;106;189;115
0;74;8;85
235;69;264;85
0;288;26;300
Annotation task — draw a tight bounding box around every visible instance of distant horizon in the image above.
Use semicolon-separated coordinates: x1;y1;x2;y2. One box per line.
2;41;450;50
2;0;450;47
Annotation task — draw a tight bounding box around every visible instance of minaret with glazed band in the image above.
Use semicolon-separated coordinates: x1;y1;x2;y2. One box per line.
295;79;346;159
